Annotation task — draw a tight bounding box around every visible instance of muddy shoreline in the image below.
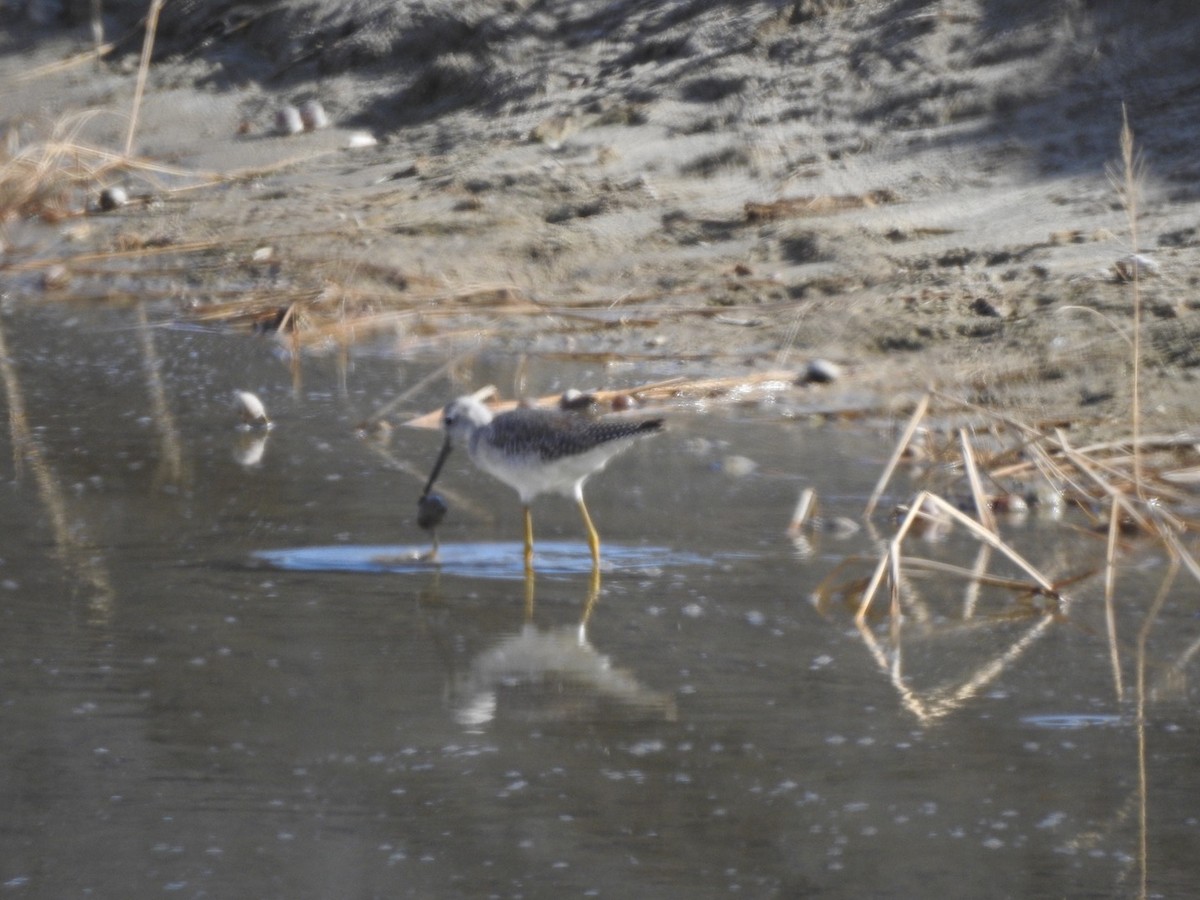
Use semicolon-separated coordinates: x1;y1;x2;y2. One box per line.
2;1;1199;437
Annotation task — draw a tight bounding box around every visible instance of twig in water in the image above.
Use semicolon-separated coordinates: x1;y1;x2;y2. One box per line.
786;487;818;536
856;491;1057;623
959;428;995;534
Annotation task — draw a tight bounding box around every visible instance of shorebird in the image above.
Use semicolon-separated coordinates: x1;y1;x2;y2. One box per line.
420;393;663;570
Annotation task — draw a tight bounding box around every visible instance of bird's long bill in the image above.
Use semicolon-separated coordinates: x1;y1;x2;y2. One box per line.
421;438;453;498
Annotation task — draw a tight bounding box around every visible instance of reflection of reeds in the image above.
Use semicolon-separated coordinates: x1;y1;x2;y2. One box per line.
1136;554;1176;897
816;383;1198;732
0;317;115;621
822;119;1188;891
860;392;1200;604
853;606;1057;725
856;489;1059;623
136;303;186;486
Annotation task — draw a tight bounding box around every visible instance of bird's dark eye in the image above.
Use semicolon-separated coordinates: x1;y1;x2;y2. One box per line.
444;414;454;426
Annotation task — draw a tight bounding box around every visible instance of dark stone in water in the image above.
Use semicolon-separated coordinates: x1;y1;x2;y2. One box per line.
417;492;448;530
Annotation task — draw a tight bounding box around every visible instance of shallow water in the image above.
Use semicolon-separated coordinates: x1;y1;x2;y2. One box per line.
0;304;1197;898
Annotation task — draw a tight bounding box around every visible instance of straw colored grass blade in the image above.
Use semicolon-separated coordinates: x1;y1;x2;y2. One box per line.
959;428;996;533
856;490;1058;623
786;487;818;537
864;391;930;518
1104;502;1125;699
125;0;166;157
856;494;927;622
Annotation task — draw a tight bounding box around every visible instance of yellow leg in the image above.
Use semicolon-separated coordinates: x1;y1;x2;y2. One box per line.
580;564;601;631
578;497;601;569
523;505;535;574
523;566;536;622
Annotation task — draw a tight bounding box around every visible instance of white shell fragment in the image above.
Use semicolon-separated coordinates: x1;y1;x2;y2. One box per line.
275;105;304;136
298;99;329;131
344;131;378;149
234;390;271;428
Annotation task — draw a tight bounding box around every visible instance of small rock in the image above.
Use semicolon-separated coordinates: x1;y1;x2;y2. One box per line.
824;516;861;538
799;358;842;385
1113;254;1159;281
40;265;70;291
97;186;127;211
417;492;448;531
275;105;303;136
989;493;1029;515
1049;229;1084;245
971;297;1007;318
722;455;757;478
529;114;579;149
1080;387;1115;407
559;389;596;411
298;99;329;131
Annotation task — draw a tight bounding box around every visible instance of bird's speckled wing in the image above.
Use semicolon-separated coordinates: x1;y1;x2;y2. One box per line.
485;409;663;462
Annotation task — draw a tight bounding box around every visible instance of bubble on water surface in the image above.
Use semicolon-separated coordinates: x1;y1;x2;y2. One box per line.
1036;812;1066;829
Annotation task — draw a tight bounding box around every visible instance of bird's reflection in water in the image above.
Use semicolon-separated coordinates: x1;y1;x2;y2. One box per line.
232;432;269;467
452;570;676;730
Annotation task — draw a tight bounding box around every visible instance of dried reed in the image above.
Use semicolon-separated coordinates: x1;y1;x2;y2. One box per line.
125;0;165;157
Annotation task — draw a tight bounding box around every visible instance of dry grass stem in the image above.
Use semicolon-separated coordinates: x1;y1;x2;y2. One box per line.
0;316;115;619
744;190;898;223
841;384;1197;731
125;0;166;157
1054;430;1153;534
1104;502;1125;699
1159;529;1200;587
963;544;991;619
959;429;996;533
853;608;1058;725
1118;104;1145;500
787;487;818;537
13;42;117;81
1135;555;1177;897
856;490;1058;623
134;304;187;487
864;391;931;518
900;555;1052;595
402;373;800;429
